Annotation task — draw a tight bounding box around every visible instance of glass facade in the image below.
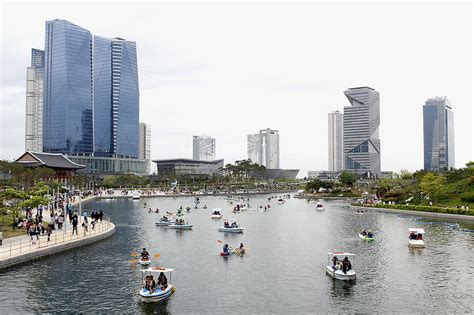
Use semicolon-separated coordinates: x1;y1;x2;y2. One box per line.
423;97;454;171
247;129;280;169
25;48;44;152
43;20;93;154
193;135;216;161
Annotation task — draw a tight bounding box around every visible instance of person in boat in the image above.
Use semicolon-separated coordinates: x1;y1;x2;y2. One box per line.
175;218;179;224
161;273;168;291
140;248;150;260
203;205;207;209
194;205;198;209
224;220;229;228
155;208;159;213
416;233;423;241
149;275;156;293
177;210;182;215
367;230;374;238
239;243;245;253
231;221;237;228
223;244;229;254
267;204;271;209
144;275;151;291
179;206;183;210
236;204;240;211
342;257;352;274
361;230;367;236
409;232;416;240
332;256;339;270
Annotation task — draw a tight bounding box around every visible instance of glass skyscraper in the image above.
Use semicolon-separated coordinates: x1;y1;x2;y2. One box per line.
328;110;343;171
25;48;44;152
343;87;381;178
247;128;280;169
193;135;216;161
42;19;139;158
423;97;455;172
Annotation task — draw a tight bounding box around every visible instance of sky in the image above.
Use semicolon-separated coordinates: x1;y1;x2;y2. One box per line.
0;1;473;177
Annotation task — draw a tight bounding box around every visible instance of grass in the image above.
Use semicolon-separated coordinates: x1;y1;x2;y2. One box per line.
1;226;26;238
358;203;474;216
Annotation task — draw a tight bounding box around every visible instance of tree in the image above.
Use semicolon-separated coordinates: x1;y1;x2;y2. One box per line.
339;171;358;188
419;172;446;202
399;169;413;180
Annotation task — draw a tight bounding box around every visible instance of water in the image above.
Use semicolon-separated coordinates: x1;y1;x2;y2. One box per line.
1;195;473;313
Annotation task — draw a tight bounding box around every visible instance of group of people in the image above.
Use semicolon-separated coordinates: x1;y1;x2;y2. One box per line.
222;243;245;255
332;256;352;274
175;219;185;225
361;230;374;238
409;233;423;240
223;220;238;228
143;272;168;294
212;210;221;215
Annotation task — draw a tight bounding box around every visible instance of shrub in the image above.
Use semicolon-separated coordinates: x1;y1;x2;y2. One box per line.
460;192;474;202
355;203;474;216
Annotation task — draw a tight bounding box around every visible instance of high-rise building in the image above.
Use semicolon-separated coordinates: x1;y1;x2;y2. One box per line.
423;96;455;172
25;48;44;152
41;19;144;174
94;36;139;158
247;128;280;169
343;87;381;178
193;135;216;161
139;123;151;173
328;110;344;171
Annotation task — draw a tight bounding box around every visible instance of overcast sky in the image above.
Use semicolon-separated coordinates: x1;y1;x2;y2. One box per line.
1;2;472;176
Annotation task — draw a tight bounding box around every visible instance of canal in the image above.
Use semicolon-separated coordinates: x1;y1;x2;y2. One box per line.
0;194;473;313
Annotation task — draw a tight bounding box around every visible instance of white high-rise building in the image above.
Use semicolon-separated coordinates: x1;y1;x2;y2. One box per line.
328;111;344;171
139;123;151;173
25;48;44;152
193;135;216;161
247;128;280;169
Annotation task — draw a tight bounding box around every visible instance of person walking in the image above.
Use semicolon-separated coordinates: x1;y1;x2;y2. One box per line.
99;211;104;222
72;216;78;235
47;224;52;241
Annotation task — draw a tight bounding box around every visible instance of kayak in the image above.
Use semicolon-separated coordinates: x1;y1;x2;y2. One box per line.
359;233;375;241
139;258;151;266
220;250;235;256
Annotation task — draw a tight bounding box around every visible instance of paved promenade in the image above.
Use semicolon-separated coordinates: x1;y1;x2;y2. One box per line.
0;196;115;270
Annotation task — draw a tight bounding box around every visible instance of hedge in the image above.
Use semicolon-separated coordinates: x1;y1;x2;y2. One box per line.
356;203;474;216
460;192;474;203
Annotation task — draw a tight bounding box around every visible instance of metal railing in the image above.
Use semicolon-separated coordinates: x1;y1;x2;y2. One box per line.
0;216;112;259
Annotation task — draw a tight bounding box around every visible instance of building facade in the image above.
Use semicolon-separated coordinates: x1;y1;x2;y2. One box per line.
328;110;343;171
25;48;44;152
423;96;455;172
139;123;151;173
153;159;224;177
67;155;148;175
192;135;216;161
343;87;381;178
247;128;280;169
41;19;140;173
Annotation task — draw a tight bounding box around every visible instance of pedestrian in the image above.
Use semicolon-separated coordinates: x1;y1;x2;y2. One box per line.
72;217;78;235
58;215;64;229
99;210;103;222
47;224;52;241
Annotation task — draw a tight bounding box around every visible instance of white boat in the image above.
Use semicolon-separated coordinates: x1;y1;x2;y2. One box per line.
139;257;151;266
316;202;325;211
155;217;172;226
218;221;243;233
132;191;141;199
166;223;193;230
211;209;223;219
138;267;175;303
408;228;425;248
277;198;285;204
325;252;356;281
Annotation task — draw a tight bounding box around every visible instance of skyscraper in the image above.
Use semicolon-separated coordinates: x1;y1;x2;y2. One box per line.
43;20;93;154
25;48;44;152
193;135;216;161
42;19;139;158
139;123;151;173
247;128;280;169
423;96;455;171
343;87;381;178
328;110;343;171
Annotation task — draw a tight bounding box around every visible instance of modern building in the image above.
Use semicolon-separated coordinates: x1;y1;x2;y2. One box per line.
68;155;148;175
193;135;216;161
247;128;280;169
423;96;455;172
25;48;44;152
328;110;344;171
249;168;299;180
153;159;224;178
40;19;141;174
139;123;151;173
307;170;340;180
343;87;381;179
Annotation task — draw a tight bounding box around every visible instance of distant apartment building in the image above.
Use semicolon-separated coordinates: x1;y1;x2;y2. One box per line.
193;135;216;161
343;87;381;179
247;128;280;169
328;110;343;171
25;48;44;152
423;96;455;172
139;123;151;173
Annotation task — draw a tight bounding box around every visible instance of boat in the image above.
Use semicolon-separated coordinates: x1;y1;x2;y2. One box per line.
166;223;193;230
358;233;375;241
132;191;141;199
139;257;151;266
277;198;285;205
316;202;325;211
218;221;243;233
155;217;172;226
211;209;223;219
138;267;175;303
220;249;235;256
325;252;356;281
408;228;425;248
355;209;365;215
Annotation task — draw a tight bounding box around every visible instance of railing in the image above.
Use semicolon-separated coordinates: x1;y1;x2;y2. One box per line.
0;216;112;259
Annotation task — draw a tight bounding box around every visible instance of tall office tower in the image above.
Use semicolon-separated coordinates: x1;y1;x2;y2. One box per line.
247;128;280;169
94;36;139;158
343;87;381;178
43;20;93;154
423;96;455;172
139;123;151;173
193;135;216;161
328;110;344;171
25;49;44;152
